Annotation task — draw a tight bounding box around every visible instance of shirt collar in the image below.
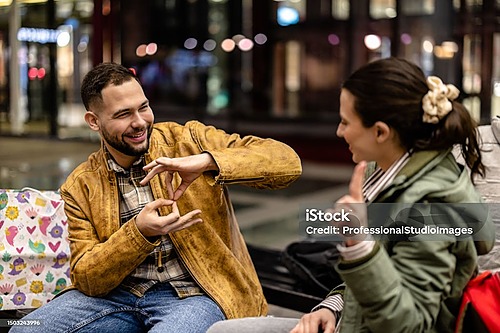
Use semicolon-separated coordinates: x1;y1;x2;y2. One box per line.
362;151;411;202
104;146;144;173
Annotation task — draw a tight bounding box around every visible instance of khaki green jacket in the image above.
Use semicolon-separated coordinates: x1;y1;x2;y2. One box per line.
60;120;302;319
336;150;494;333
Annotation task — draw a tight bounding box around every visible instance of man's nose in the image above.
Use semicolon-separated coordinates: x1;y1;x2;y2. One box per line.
131;111;147;127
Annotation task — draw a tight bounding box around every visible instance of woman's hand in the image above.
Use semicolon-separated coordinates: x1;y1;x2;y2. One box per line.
335;161;367;246
290;308;337;333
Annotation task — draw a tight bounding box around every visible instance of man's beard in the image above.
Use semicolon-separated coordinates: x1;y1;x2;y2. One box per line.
101;124;153;157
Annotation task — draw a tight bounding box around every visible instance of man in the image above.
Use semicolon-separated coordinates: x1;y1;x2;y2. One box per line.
12;62;302;332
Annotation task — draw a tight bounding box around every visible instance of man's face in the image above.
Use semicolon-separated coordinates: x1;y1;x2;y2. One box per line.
86;79;154;167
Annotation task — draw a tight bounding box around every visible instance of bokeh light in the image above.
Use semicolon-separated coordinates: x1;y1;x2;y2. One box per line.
146;43;157;55
364;34;381;50
400;33;412;45
204;39;217;51
254;33;268;45
136;44;147;57
327;34;340;45
221;39;236;52
184;38;198;50
238;38;254;51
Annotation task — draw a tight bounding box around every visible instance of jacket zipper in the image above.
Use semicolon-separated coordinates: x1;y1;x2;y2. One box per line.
149;175;229;318
217;176;265;185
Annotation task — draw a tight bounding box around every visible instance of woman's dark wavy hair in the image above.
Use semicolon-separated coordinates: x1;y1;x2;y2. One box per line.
80;62;139;111
342;57;484;180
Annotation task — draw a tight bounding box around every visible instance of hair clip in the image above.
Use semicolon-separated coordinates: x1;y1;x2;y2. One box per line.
422;76;459;124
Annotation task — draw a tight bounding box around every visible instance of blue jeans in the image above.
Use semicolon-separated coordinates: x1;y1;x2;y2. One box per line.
10;283;225;333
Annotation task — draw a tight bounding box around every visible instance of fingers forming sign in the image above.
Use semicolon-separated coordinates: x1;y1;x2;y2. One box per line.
135;199;202;237
140;153;217;201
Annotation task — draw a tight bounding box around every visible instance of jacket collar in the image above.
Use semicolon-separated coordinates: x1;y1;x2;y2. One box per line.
372;149;453;202
396;149;448;181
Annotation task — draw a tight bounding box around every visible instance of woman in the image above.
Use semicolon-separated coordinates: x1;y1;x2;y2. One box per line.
207;57;494;333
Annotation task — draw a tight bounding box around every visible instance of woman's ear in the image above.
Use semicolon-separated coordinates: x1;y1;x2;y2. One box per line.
84;111;100;131
374;121;391;143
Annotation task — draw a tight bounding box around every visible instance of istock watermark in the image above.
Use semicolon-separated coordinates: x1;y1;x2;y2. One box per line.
304;208;351;222
298;202;496;242
299;205;362;241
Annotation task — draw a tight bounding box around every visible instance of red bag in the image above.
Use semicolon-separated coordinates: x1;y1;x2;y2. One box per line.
455;271;500;333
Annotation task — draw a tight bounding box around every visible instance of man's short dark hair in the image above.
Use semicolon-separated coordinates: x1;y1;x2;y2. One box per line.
81;62;139;111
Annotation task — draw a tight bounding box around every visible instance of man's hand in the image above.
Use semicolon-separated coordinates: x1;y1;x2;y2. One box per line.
290;308;337;333
135;199;202;237
335;161;367;246
140;153;218;200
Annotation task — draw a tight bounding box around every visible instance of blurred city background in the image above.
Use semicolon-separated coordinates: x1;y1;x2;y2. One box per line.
0;0;500;251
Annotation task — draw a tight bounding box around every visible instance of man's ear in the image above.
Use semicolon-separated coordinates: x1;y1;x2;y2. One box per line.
373;121;391;143
84;111;100;131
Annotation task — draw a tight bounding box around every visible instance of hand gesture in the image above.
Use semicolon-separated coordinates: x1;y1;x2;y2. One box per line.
335;161;367;246
290;308;337;333
135;199;202;237
140;153;218;200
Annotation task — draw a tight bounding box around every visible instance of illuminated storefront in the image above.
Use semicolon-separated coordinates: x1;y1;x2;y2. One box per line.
0;0;93;136
119;0;500;127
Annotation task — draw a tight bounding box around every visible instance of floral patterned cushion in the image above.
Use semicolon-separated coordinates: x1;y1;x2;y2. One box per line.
0;188;71;310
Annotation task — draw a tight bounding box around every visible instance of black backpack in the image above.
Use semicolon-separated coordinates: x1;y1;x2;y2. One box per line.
281;240;342;297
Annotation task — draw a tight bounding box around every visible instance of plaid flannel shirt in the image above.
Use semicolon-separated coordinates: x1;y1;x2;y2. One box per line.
107;156;202;298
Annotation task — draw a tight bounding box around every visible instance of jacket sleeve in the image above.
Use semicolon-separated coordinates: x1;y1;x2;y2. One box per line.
336;239;475;333
188;120;302;188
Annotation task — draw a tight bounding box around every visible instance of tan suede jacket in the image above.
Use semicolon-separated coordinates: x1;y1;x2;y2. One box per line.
59;120;302;319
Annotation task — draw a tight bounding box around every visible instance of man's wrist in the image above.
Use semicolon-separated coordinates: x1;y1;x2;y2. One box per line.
201;152;219;172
